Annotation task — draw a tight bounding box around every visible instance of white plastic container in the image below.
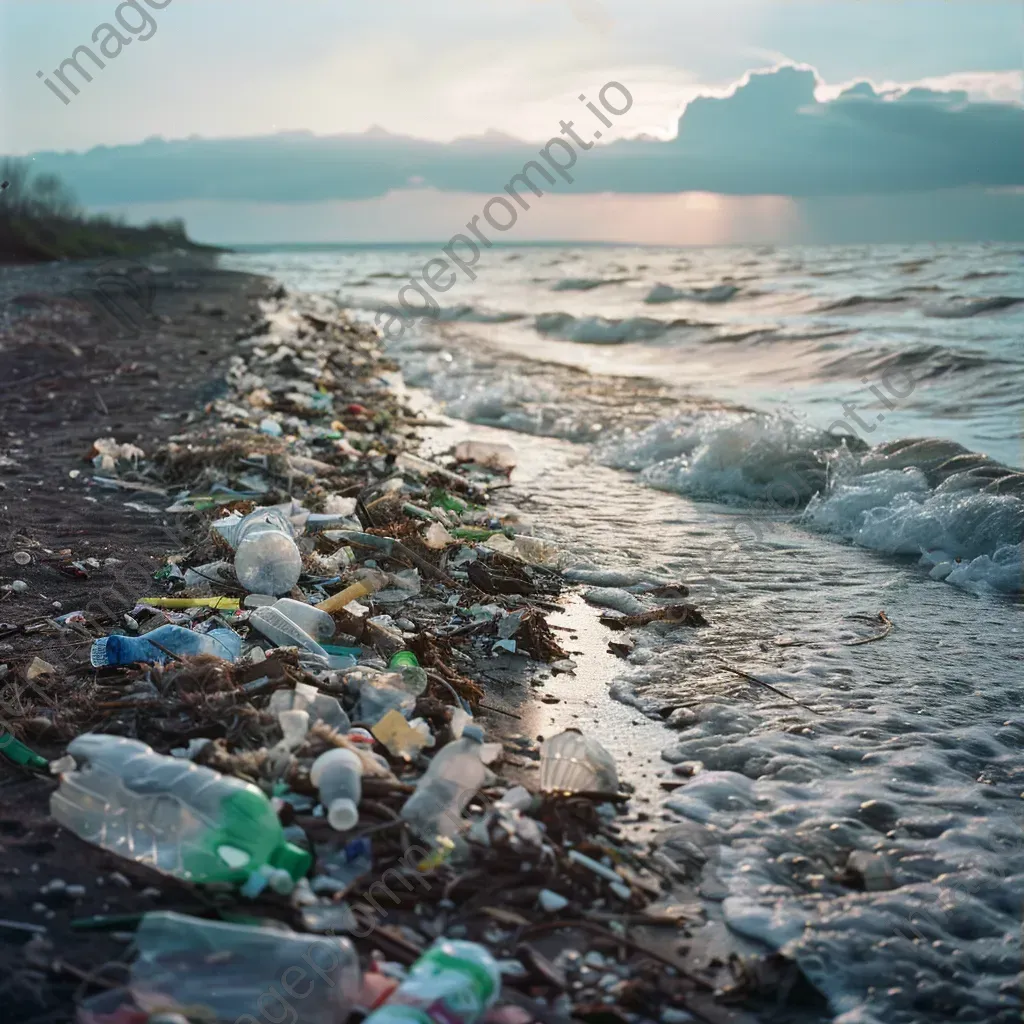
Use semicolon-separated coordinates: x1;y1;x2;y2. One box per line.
271;597;336;642
310;747;363;831
232;508;302;595
363;938;500;1024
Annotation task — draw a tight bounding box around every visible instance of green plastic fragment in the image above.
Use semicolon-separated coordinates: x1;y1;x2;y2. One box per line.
0;732;49;771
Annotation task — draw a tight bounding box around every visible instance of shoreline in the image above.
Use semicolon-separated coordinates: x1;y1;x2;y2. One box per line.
0;258;782;1024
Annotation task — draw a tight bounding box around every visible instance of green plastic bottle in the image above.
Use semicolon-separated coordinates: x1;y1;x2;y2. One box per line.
51;735;310;888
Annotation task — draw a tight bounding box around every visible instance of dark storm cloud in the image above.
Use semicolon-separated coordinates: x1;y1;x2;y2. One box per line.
17;66;1023;203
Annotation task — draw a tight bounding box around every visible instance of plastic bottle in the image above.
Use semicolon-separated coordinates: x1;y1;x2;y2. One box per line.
132;911;360;1024
90;625;242;668
400;730;486;841
249;606;331;662
389;650;428;696
270;597;336;642
539;729;618;794
363;938;500;1024
310;747;363;830
232;507;302;595
51;735;311;886
316;568;388;614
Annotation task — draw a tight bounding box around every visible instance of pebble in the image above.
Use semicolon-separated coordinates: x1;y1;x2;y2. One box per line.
11;580;28;593
65;884;86;899
538;889;569;913
13;551;31;566
660;1009;696;1024
583;951;606;968
108;871;131;888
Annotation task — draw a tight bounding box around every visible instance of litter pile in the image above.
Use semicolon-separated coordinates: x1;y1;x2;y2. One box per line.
0;294;772;1024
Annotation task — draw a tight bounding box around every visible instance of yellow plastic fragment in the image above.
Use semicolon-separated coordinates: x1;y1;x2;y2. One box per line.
139;597;241;610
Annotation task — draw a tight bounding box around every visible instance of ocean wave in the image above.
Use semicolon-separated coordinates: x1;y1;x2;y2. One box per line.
596;411;838;504
816;343;999;383
921;295;1023;319
598;414;1024;592
550;276;631;291
803;439;1024;593
534;312;705;344
816;294;909;313
373;302;525;324
645;282;740;304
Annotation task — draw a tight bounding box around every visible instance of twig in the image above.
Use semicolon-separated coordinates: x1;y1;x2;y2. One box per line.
718;662;823;715
476;701;521;720
844;610;893;646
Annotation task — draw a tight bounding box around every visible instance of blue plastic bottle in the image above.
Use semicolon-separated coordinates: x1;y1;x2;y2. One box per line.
91;625;242;667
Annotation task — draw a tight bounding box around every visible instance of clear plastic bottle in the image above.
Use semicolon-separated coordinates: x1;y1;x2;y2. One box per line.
389;650;428;696
310;747;363;830
400;730;486;841
50;735;310;886
233;508;302;595
363;938;500;1024
539;729;618;794
249;606;330;662
90;625;242;668
132;911;360;1024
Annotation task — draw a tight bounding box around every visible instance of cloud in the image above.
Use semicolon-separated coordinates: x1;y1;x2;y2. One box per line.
21;64;1023;204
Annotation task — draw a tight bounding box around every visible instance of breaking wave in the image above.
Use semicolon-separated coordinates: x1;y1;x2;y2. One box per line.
921;295;1023;319
550;276;632;291
645;282;740;304
598;418;1024;593
534;312;705;344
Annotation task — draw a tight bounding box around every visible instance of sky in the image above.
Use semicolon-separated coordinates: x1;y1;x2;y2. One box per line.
0;0;1021;244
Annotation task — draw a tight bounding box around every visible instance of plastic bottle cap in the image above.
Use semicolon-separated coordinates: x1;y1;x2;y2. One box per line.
268;841;313;881
328;798;359;831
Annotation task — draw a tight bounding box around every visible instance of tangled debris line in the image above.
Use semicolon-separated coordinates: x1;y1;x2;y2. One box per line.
0;293;807;1024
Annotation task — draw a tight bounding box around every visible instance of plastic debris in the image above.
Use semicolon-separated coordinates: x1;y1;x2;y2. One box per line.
539;729;619;794
51;735;311;886
401;728;487;842
310;747;363;830
90;624;242;667
0;732;50;770
372;708;434;760
226;506;303;595
130;912;360;1024
364;938;500;1024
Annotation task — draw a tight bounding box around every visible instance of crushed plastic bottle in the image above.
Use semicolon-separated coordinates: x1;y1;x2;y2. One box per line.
131;911;360;1024
249;605;331;663
90;624;241;668
51;735;311;886
363;938;500;1024
310;747;363;830
400;728;486;841
231;507;303;595
539;729;618;794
